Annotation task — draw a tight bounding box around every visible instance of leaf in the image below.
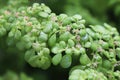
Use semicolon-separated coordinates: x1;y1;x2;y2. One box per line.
52;53;62;65
48;34;56;48
60;54;72;68
79;54;90;65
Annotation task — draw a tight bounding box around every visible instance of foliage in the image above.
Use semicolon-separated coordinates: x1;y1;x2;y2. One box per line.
0;0;120;80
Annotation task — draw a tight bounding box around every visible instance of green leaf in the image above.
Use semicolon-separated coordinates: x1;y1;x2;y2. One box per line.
48;34;56;47
39;12;48;18
68;39;75;47
43;21;53;33
59;31;73;42
14;30;21;40
52;53;62;65
102;60;112;70
65;48;73;55
59;41;66;48
60;54;72;68
39;31;48;42
79;54;90;65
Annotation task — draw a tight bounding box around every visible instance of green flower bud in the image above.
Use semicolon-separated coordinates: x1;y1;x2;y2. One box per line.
52;53;62;66
60;54;72;68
